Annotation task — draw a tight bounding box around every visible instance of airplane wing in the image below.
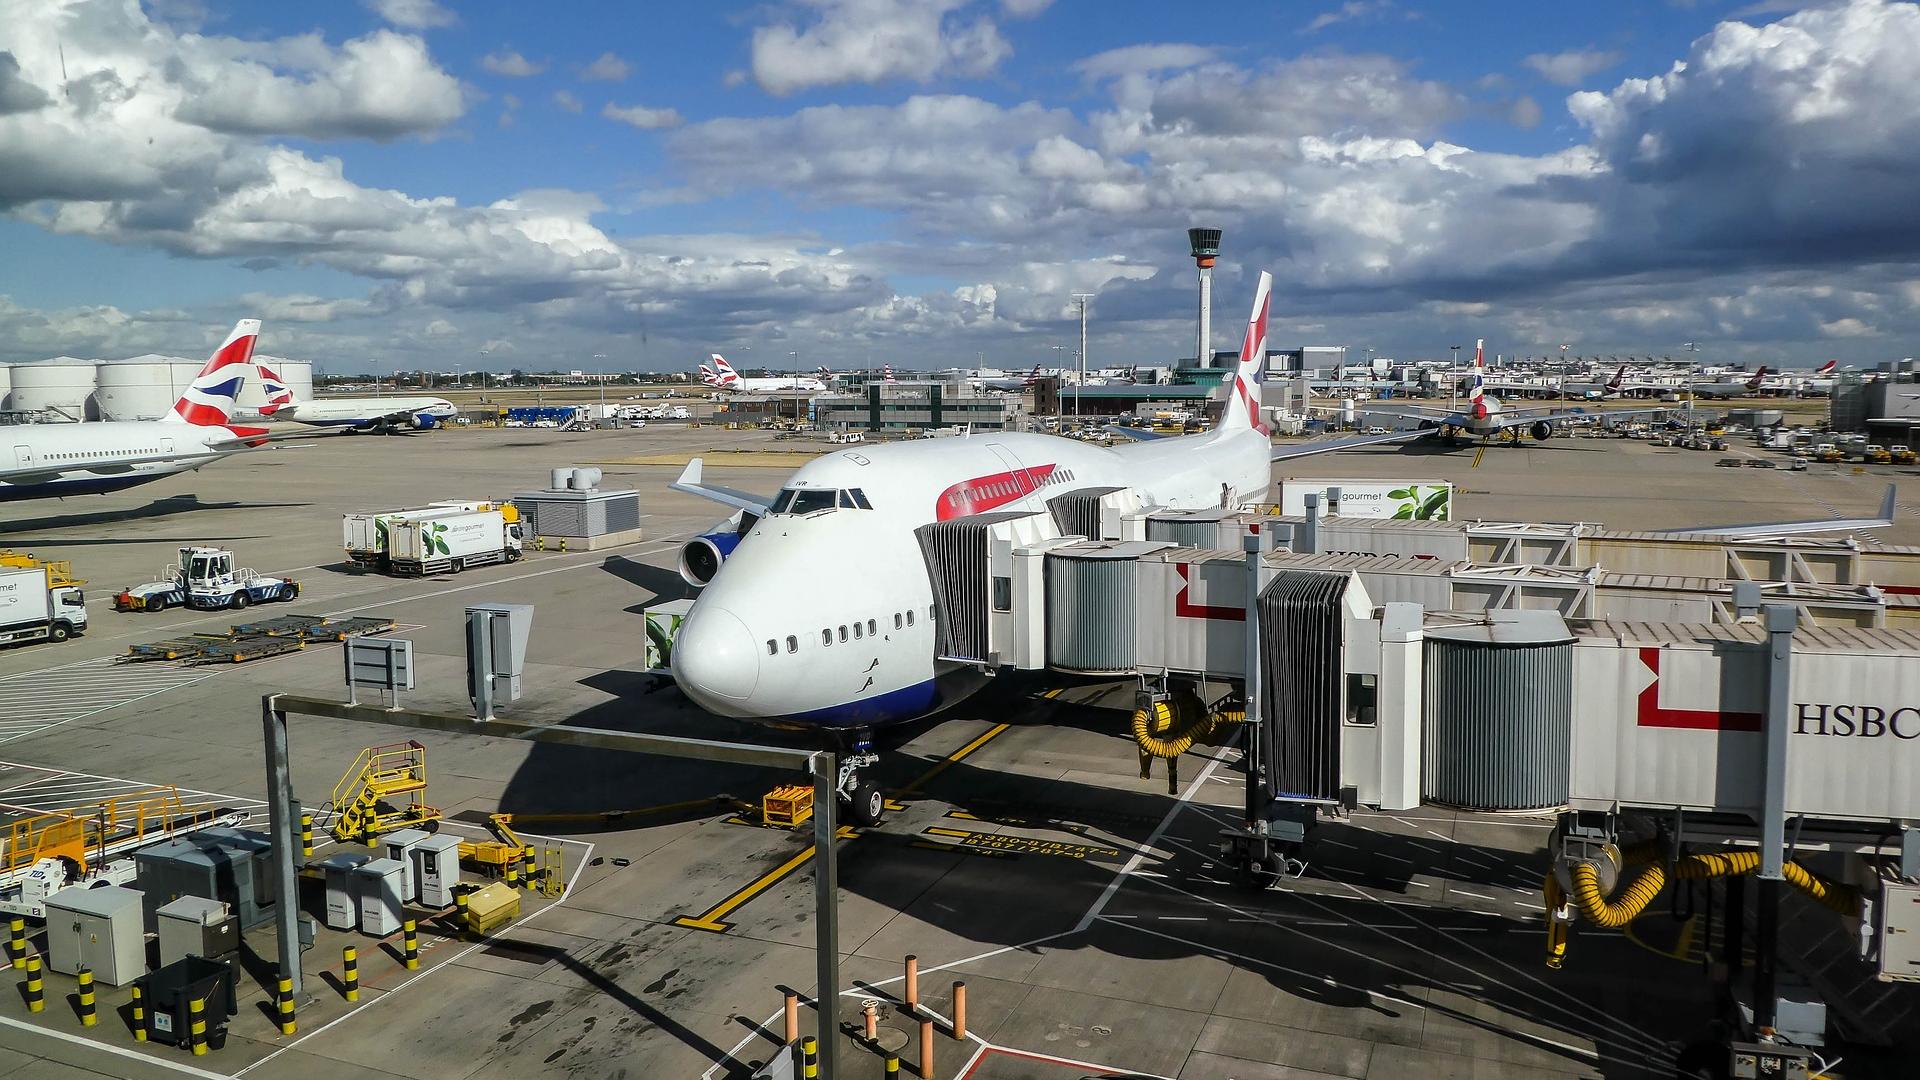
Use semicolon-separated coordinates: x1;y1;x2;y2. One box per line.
0;449;244;484
1486;406;1666;429
670;458;775;514
1659;484;1897;540
1106;425;1171;442
1271;428;1427;461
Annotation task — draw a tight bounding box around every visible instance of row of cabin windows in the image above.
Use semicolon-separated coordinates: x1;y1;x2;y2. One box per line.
765;605;935;656
48;447;161;461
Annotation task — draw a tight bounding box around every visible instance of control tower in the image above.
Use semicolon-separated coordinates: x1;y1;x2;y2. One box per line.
1188;227;1222;367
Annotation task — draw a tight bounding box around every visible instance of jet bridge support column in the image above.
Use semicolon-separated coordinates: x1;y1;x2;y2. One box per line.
1734;582;1798;1040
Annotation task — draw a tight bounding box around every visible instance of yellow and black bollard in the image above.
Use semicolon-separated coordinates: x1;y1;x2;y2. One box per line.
521;848;538;892
276;972;296;1036
557;537;568;553
23;954;43;1013
342;946;359;1002
76;965;96;1027
402;919;420;970
801;1036;818;1080
454;887;471;936
130;981;147;1041
188;995;208;1056
300;813;315;859
6;916;24;969
884;1054;900;1078
504;859;520;889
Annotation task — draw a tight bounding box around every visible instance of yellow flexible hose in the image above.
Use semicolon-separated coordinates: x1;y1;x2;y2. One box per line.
1130;697;1217;759
1566;850;1860;930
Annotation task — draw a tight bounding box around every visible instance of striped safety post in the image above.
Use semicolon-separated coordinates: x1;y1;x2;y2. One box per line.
276;972;296;1036
6;916;23;969
884;1054;900;1078
189;994;208;1056
130;982;147;1041
342;946;359;1002
23;954;43;1013
521;848;537;892
504;859;519;889
299;813;315;859
454;887;471;937
403;919;420;971
801;1036;818;1080
76;965;96;1027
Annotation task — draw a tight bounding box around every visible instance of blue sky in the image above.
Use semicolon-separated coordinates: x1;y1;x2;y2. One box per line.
2;0;1917;371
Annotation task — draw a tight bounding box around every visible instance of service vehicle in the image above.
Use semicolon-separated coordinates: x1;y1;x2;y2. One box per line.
343;502;493;569
386;506;524;576
1890;446;1916;465
1278;478;1453;521
115;547;299;611
0;553;87;646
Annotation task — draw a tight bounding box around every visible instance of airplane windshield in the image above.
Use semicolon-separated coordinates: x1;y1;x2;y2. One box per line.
770;488;839;515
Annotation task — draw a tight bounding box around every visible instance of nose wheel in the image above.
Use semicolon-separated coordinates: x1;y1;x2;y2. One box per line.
835;749;884;827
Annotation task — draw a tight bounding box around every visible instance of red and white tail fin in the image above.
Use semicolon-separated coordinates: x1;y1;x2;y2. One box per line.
1218;270;1271;435
1466;339;1490;419
1607;364;1626;391
1747;366;1769;390
708;354;740;387
164;319;259;425
883;364;896;383
697;362;718;385
256;359;295;415
1816;360;1838;375
816;366;832;381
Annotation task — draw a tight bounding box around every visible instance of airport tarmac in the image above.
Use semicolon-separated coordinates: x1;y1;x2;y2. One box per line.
0;423;1913;1079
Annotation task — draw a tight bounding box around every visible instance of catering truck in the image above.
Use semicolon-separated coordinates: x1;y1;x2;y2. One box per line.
0;554;86;645
343;502;493;570
386;506;524;576
1277;479;1454;521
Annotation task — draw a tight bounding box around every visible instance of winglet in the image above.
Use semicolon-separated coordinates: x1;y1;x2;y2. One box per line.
1881;482;1897;524
677;457;703;488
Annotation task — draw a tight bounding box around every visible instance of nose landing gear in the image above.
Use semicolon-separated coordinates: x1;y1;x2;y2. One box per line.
835;732;885;827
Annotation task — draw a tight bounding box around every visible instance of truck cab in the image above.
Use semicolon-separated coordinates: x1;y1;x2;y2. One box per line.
0;554;87;645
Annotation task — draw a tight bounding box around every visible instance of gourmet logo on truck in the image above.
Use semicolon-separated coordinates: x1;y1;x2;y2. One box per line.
1278;480;1452;521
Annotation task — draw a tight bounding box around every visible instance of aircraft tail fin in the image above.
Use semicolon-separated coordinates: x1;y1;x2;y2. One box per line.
256;359;295;415
164;319;259;426
1216;270;1271;435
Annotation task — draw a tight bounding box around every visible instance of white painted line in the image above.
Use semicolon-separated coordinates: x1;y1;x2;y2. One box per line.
1075;744;1229;933
0;1013;235;1079
1451;889;1495;902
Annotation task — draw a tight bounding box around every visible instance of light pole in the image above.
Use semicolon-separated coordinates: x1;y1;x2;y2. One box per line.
1449;345;1462;410
1072;293;1094;419
593;354;608;422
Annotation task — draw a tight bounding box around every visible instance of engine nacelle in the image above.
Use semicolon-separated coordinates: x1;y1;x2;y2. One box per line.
678;532;738;587
1529;420;1554;441
411;413;440;430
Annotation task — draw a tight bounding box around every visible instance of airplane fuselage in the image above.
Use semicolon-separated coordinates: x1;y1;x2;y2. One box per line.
269;397;456;428
714;379;826;394
0;421;240;500
671;427;1270;729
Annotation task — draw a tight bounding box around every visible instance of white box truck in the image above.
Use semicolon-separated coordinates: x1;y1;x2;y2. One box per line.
343;502;491;569
0;557;87;645
387;507;524;576
1278;479;1454;521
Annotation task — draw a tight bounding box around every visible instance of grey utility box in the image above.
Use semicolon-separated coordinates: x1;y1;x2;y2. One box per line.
156;896;238;968
381;828;431;903
317;853;371;931
134;832;273;934
356;859;406;936
46;884;145;986
413;833;464;908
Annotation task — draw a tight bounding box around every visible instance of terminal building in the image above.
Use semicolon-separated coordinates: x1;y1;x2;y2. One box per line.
1830;363;1920;447
814;375;1023;432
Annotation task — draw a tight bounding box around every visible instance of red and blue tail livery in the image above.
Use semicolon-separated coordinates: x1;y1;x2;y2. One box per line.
256;359;295;415
165;320;259;426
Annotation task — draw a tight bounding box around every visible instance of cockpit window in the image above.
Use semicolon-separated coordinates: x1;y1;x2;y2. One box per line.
849;488;873;509
769;490;797;514
838;490;858;509
789;489;837;514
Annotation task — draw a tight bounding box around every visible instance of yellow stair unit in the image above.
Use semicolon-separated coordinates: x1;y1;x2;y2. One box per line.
328;741;442;843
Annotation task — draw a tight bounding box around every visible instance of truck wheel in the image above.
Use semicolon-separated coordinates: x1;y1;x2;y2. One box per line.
49;623;69;642
283;584;300;602
149;595;169;612
231;592;249;610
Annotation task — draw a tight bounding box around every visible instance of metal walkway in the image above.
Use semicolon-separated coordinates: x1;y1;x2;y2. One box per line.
0;657;215;745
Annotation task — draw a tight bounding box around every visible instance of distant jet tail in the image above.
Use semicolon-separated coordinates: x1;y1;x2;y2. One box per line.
1747;366;1770;390
1466;338;1488;419
1816;360;1838;375
883;364;896;383
697;362;718;385
1607;364;1626;392
255;360;295;415
164;319;259;426
1217;270;1270;436
816;366;832;380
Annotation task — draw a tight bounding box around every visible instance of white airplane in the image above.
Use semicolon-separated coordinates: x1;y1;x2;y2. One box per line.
1686;367;1770;400
1354;341;1662;445
969;365;1043;392
667;272;1413;823
255;364;455;432
0;320;279;502
705;355;826;393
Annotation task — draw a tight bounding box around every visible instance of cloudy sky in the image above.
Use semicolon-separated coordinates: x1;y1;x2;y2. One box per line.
3;0;1919;373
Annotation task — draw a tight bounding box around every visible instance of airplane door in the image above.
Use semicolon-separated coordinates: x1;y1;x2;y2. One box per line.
12;445;30;470
161;437;175;454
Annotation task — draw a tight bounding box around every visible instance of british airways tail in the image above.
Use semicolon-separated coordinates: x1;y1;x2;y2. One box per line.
164;319;259;426
256;359;295;415
1215;270;1270;435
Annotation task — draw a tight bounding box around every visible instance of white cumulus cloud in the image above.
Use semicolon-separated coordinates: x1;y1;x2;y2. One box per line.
603;102;683;129
750;0;1012;95
580;52;631;81
481;49;544;77
363;0;456;30
1523;47;1623;86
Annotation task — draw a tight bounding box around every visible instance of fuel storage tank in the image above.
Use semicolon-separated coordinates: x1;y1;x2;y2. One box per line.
8;357;96;421
94;356;184;421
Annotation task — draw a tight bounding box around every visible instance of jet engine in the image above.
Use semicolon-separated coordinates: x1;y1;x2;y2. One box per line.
1529;420;1554;441
678;510;756;587
411;413;440;430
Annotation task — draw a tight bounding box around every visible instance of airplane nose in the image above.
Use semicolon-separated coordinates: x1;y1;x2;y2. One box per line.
671;604;760;709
